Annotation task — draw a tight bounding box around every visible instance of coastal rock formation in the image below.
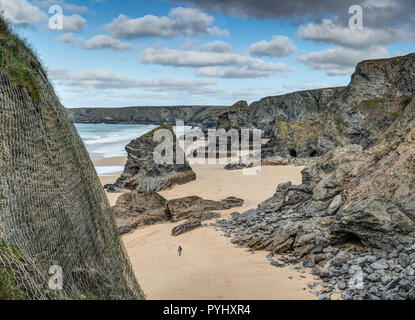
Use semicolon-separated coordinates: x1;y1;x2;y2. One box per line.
167;196;244;222
112;193;168;234
217;97;415;253
67;105;227;125
115;123;196;192
172;219;202;236
68;54;415;163
0;18;143;300
199;100;253;132
111;193;227;235
250;87;345;138
259;54;415;159
213;98;415;300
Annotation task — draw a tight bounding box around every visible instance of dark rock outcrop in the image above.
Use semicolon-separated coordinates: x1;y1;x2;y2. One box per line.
167;196;244;222
112;192;169;234
250;87;345;138
111;193;234;234
172;219;202;236
115;123;196;192
200;100;253;132
0;17;143;300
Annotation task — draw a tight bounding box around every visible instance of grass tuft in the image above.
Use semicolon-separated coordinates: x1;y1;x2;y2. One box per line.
0;11;44;102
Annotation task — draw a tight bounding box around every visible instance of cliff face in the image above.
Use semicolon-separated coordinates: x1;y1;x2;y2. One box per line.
218;96;415;254
259;53;415;158
215;98;415;300
250;87;345;137
0;18;143;299
67;105;229;125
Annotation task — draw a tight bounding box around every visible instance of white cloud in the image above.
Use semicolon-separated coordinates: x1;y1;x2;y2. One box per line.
49;68;217;92
207;26;230;37
82;35;132;51
249;35;297;57
49;67;279;107
2;0;47;25
199;41;232;53
57;32;83;43
297;19;415;48
196;63;293;79
62;14;87;32
106;7;228;39
33;0;89;13
298;46;390;76
140;47;294;78
141;47;289;68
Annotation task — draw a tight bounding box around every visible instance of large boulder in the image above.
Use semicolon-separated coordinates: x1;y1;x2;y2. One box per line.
115;123;196;192
0;18;143;300
167;196;244;222
112;192;169;234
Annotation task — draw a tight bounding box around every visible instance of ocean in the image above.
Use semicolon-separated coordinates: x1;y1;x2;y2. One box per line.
75;123;192;161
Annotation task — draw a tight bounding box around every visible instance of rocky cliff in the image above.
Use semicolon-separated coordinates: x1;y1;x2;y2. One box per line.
258;53;415;158
214;97;415;300
67;105;229;125
0;17;143;299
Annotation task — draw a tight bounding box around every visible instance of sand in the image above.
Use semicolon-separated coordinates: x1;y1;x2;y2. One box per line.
95;156;316;300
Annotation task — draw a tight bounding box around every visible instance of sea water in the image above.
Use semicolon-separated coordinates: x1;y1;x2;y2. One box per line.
75;123;192;161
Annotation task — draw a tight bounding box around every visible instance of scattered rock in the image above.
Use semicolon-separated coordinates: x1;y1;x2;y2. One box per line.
172;219;202;236
104;184;124;193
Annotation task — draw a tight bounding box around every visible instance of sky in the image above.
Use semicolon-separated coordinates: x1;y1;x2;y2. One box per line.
2;0;415;108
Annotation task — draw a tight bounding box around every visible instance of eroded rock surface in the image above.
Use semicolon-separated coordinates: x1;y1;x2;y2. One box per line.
167;196;244;222
258;54;415;159
112;192;168;234
172;219;202;236
115;123;196;192
212;98;415;300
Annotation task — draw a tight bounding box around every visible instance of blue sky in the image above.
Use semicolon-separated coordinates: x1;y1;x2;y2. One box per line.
3;0;415;107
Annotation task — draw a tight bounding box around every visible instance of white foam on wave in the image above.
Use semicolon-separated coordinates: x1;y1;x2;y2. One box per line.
75;123;192;160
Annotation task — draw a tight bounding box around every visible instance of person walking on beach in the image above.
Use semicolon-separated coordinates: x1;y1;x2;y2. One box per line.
178;245;183;257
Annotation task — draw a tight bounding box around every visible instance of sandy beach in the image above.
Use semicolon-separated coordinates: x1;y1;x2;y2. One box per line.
94;157;316;300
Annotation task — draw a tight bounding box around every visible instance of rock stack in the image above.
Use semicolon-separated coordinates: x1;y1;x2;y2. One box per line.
115;123;196;192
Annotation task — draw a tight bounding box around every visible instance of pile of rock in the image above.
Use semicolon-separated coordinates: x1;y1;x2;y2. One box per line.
224;156;312;170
